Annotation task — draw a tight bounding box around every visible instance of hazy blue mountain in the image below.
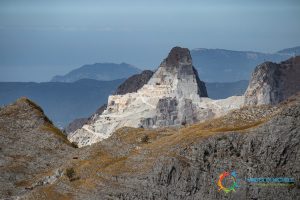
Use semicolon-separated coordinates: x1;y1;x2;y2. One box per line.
51;62;141;82
0;79;124;128
277;46;300;55
49;47;299;83
191;47;299;82
205;80;248;99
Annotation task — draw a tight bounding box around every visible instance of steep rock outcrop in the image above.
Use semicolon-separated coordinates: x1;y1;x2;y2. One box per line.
68;47;244;147
244;56;300;105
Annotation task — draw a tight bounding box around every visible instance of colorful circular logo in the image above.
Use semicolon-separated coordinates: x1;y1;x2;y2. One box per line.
217;171;239;193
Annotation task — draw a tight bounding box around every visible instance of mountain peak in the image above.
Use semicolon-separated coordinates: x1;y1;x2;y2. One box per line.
165;46;192;67
149;46;207;98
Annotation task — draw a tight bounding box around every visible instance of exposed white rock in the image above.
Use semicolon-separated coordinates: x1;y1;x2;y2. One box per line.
68;47;244;147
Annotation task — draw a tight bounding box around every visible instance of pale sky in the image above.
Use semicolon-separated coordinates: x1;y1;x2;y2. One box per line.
0;0;299;81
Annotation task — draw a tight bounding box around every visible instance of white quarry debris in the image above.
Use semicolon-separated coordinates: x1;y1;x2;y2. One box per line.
68;47;244;147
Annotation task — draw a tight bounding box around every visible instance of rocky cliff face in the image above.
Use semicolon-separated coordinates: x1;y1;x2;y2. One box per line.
244;56;300;105
68;47;244;147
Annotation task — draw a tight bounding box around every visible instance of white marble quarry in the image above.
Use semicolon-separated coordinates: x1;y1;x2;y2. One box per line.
68;47;244;147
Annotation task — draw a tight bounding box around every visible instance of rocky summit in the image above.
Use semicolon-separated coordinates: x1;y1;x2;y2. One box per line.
68;47;244;147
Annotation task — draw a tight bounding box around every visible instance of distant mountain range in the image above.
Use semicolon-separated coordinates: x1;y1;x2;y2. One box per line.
51;62;141;82
191;46;300;82
49;46;299;83
0;79;125;128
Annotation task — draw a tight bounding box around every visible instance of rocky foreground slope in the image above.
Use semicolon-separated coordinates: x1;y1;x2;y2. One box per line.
0;98;76;199
18;94;300;200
